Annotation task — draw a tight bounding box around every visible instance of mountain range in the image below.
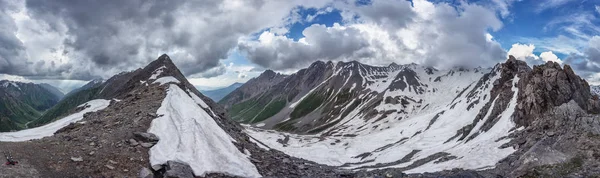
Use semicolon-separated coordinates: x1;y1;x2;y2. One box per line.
0;80;64;131
222;56;600;177
200;82;244;102
0;55;598;177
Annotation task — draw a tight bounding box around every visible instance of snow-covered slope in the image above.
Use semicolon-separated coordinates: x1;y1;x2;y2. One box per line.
244;63;525;172
222;60;493;136
0;99;110;142
148;84;261;177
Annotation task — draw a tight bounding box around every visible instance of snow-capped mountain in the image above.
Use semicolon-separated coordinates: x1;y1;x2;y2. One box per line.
221;60;491;134
227;56;600;177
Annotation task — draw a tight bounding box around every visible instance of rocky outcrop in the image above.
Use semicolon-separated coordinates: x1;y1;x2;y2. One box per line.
471;56;600;177
514;59;600;127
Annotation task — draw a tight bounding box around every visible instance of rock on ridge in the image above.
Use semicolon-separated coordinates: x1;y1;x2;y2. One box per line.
512;56;600;127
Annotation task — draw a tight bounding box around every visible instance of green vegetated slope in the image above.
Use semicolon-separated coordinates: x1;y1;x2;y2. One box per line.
28;86;102;128
229;95;287;124
0;95;42;131
274;89;332;132
0;82;63;132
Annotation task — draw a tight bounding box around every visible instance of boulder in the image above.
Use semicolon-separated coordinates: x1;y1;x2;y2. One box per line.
164;161;195;178
133;132;159;143
138;167;154;178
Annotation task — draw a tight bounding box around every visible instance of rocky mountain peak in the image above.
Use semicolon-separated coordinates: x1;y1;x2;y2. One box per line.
513;58;600;126
309;60;326;68
258;69;277;79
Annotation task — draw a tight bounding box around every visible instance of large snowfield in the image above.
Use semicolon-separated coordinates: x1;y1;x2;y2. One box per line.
148;84;261;177
246;69;523;173
0;99;110;142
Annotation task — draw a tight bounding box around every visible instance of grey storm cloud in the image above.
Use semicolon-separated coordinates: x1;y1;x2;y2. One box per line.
0;0;28;74
238;0;507;71
2;0;511;81
0;0;333;80
238;24;370;70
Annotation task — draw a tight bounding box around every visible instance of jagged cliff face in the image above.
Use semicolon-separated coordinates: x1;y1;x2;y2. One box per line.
488;56;600;177
514;59;600;126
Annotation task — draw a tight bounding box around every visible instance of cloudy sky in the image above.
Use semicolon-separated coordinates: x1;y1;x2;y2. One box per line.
0;0;599;92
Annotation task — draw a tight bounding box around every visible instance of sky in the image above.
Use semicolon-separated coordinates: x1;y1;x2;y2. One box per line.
0;0;599;92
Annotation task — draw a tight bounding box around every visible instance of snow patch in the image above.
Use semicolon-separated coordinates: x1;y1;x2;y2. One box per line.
1;82;21;90
148;84;260;177
150;66;167;80
0;99;110;142
153;76;180;85
289;76;333;109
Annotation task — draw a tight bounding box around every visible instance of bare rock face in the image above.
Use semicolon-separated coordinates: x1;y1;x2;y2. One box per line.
513;57;600;127
475;56;600;177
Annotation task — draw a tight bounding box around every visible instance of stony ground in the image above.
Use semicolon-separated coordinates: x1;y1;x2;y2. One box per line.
0;84;166;177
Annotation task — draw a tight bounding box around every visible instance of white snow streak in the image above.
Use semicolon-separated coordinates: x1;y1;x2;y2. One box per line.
153;76;180;85
150;66;167;80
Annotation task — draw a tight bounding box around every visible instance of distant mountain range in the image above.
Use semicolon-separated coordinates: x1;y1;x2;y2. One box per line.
199;82;244;102
0;80;64;131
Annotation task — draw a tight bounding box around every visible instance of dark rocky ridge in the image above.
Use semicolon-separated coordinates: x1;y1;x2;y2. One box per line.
219;69;288;109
